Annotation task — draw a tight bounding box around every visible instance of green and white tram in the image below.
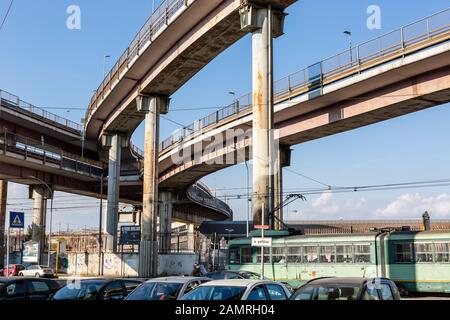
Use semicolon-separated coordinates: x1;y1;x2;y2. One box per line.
227;230;450;294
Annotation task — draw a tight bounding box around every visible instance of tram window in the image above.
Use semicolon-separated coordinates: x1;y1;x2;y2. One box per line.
354;244;372;263
303;246;319;263
256;248;271;263
229;248;240;264
272;247;286;263
414;243;433;263
319;246;336;263
241;247;253;264
287;246;302;263
395;243;413;263
434;243;450;263
336;245;353;263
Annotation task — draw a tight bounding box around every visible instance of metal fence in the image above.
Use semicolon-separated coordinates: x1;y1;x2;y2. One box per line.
0;129;103;178
87;0;193;120
158;7;450;152
0;89;83;132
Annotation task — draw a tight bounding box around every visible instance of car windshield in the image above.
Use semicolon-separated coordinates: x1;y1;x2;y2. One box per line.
53;281;106;300
126;282;183;300
291;284;361;300
181;286;247;301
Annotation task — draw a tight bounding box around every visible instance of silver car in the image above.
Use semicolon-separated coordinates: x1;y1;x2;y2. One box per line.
126;276;211;300
180;279;292;300
18;265;55;278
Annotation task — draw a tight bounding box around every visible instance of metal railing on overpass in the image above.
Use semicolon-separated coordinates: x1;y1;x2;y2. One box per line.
0;89;83;133
0;129;103;178
159;7;450;152
186;182;233;218
87;0;193;120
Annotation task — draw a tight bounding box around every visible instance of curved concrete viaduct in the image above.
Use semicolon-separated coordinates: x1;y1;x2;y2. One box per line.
85;0;296;143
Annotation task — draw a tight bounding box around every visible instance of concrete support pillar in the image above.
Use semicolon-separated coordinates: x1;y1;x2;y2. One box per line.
138;95;169;278
273;147;291;230
30;185;49;264
0;180;7;266
158;191;173;254
245;6;272;226
240;4;286;226
105;134;122;252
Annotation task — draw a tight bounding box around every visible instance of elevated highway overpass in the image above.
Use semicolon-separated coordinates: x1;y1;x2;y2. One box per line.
0;88;232;264
80;2;449;277
1;1;448;276
157;14;450;189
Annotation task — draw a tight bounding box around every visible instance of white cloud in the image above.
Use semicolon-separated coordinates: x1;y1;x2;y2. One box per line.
312;191;333;208
374;193;450;218
309;191;340;215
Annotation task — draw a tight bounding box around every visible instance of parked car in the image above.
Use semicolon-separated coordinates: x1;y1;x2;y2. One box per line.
18;265;55;278
204;270;296;292
204;270;269;280
126;276;211;300
0;277;63;300
180;279;292;301
290;277;402;300
52;278;143;300
2;264;26;277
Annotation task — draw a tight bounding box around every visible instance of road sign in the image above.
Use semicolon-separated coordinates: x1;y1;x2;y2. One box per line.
119;226;141;245
251;237;272;247
9;212;24;229
254;225;269;230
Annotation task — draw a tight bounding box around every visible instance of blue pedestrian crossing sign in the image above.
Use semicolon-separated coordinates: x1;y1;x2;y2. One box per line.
9;212;25;229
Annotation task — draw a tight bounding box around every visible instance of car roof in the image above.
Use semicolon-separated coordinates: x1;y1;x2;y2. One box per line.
145;276;209;284
306;277;388;286
206;270;256;275
199;279;274;287
0;277;58;282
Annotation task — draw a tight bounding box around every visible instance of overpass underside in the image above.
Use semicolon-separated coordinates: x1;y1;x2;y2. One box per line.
158;44;450;188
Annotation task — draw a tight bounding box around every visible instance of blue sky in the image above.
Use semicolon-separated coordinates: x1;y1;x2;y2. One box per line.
1;0;450;229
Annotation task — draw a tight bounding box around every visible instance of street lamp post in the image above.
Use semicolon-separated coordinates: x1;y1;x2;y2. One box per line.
343;30;353;64
224;229;234;243
102;54;111;79
228;91;237;113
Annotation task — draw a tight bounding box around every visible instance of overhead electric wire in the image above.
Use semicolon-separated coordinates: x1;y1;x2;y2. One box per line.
0;0;14;32
211;178;450;200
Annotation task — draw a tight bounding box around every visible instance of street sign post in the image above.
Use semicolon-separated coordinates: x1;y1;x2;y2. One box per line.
6;212;25;278
251;237;273;247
